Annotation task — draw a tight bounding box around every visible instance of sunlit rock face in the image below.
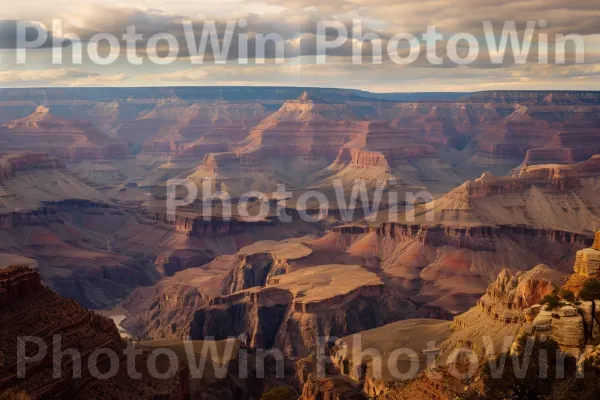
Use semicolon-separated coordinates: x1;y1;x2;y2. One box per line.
565;231;600;294
0;106;129;160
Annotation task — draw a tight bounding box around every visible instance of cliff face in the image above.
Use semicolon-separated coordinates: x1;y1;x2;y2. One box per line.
449;235;600;357
464;171;581;198
115;100;266;146
372;223;591;250
523;147;575;166
0;204;164;309
144;210;275;237
190;279;415;357
376;157;600;235
121;238;417;356
300;373;366;400
329;217;590;316
0;264;186;399
273;284;415;357
0;152;65;182
455;265;563;328
122;206;592;346
309;236;600;400
0;107;129;161
466;91;600;104
224;253;284;294
191;287;294;350
234;93;362;159
0;264;42;307
565;231;600;294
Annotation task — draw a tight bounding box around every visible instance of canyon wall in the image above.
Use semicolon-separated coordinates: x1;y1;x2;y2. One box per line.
0;152;64;181
0;264;187;399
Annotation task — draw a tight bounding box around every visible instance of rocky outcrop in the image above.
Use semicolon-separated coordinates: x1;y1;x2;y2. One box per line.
144;210;275;237
300;373;366;400
191;287;294;350
222;240;313;295
0;264;42;307
456;265;563;328
554;122;600;161
464;171;580;198
523;148;575;166
466;90;600;104
239;93;367;158
225;254;290;294
119;238;314;340
188;264;416;357
0;152;64;181
328;319;452;397
123;245;417;356
374;223;591;250
0;107;129;160
530;305;588;354
419;233;600;359
574;248;600;277
519;153;600;178
0;205;165;309
177;142;229;159
565;231;600;294
0;264;187;399
115;100;266;146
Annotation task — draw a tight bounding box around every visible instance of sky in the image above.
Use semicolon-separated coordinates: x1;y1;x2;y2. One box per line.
0;0;599;92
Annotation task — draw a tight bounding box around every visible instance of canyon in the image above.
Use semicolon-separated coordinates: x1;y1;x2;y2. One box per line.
2;87;600;398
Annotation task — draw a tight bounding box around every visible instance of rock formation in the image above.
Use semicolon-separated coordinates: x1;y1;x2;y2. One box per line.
2;87;600;398
0;152;64;181
0;106;129;160
121;237;417;355
564;231;600;295
460;264;563;326
117;99;266;147
0;263;188;399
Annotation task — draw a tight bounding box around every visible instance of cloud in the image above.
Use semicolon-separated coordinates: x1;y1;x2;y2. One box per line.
145;69;209;82
67;73;129;86
0;1;599;90
0;68;96;82
0;68;129;86
3;2;595;65
0;19;54;49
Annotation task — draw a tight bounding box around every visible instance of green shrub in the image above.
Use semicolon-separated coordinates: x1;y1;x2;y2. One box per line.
480;335;600;399
541;292;561;309
579;279;600;301
559;289;576;302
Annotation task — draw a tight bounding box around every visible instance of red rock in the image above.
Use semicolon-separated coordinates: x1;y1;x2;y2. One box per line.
0;106;129;160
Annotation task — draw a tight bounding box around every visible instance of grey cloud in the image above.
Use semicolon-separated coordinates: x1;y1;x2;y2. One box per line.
0;19;55;49
1;1;598;88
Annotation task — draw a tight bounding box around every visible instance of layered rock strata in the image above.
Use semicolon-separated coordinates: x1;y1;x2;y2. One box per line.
0;106;129;160
0;264;187;399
